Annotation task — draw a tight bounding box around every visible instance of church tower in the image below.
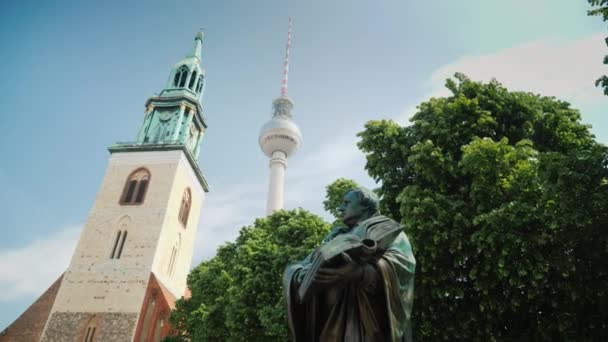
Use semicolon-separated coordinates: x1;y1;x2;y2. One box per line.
34;32;210;342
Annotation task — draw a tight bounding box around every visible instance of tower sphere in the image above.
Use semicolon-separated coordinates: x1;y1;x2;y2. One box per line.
259;113;302;158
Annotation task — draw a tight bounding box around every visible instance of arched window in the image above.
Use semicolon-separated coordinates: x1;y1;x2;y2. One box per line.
196;75;204;93
167;246;177;275
82;315;99;342
83;325;96;342
173;66;189;88
110;230;128;259
167;235;181;276
120;168;150;205
173;72;180;87
178;188;191;227
178;66;189;88
188;70;198;90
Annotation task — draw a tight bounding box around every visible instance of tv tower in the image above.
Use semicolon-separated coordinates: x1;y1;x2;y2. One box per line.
259;18;302;215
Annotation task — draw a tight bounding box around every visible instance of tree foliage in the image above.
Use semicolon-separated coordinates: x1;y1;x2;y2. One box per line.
588;0;608;21
358;73;608;340
588;0;608;95
322;178;359;220
166;209;330;341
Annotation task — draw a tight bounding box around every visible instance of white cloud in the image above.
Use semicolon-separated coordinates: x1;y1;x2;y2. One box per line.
400;32;608;122
0;225;80;302
290;133;361;180
193;182;266;262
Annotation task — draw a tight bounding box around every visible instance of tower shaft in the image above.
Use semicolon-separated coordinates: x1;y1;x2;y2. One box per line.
266;151;287;214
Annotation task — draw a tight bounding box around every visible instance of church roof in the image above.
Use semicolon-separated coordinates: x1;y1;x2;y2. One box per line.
152;273;178;310
0;274;64;342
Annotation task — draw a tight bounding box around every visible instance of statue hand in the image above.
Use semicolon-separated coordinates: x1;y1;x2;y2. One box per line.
313;253;363;286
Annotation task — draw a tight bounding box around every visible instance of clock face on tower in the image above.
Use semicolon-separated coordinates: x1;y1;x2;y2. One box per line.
158;108;178;122
137;102;204;158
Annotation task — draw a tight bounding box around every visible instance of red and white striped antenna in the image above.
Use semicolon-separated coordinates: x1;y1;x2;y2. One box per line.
281;17;292;96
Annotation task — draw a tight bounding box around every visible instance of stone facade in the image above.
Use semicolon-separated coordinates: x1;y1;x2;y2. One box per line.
41;312;138;342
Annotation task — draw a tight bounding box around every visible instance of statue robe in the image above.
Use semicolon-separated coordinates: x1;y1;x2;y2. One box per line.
283;215;416;342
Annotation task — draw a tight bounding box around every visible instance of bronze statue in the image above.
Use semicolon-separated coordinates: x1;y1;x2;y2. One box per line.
283;187;416;341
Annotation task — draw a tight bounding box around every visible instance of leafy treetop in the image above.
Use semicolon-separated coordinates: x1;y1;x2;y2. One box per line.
166;209;335;340
357;73;608;340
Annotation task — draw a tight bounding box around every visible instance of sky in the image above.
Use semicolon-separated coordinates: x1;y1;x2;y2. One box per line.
0;0;606;329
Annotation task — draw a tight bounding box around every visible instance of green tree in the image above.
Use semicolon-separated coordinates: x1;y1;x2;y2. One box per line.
167;209;330;341
358;73;608;340
322;178;359;221
588;0;608;95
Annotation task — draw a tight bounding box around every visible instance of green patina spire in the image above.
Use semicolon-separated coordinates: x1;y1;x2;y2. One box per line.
187;31;204;59
165;30;206;97
109;31;209;191
135;30;207;155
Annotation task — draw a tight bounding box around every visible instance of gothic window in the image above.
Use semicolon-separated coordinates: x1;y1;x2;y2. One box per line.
82;315;99;342
110;216;131;259
178;66;189;88
83;326;95;342
173;66;189;88
188;70;198;90
167;246;177;275
196;75;204;93
124;180;137;202
178;188;191;227
167;235;181;276
110;230;128;259
120;168;150;205
83;325;96;342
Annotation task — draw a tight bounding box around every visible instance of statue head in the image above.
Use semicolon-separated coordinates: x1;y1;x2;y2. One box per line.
337;187;380;228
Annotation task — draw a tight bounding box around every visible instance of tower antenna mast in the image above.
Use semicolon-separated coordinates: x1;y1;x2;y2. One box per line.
281;17;292;96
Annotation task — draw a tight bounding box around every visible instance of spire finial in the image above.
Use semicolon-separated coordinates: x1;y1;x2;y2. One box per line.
281;17;292;96
187;30;204;59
